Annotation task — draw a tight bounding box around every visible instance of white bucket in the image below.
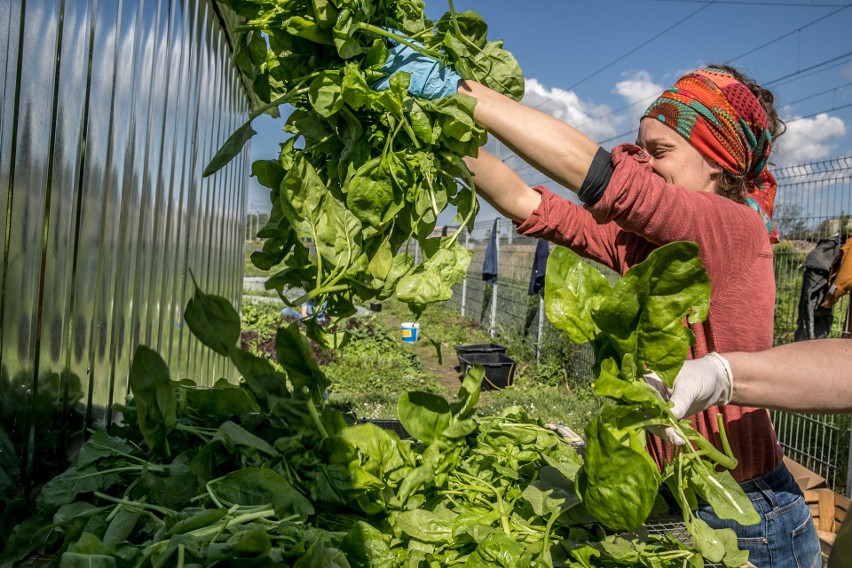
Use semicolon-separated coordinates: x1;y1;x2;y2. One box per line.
401;322;420;343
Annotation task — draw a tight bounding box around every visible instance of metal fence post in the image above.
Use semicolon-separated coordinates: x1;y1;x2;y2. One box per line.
461;229;469;317
490;220;499;337
537;293;545;363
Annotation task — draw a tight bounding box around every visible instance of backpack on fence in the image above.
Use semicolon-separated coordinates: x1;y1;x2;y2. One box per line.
794;236;844;341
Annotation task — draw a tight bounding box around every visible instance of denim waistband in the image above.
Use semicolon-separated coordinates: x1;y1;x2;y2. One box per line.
736;461;794;494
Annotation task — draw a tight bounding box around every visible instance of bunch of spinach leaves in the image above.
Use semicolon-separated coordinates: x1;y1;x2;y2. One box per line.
3;244;761;567
544;241;759;567
206;0;524;343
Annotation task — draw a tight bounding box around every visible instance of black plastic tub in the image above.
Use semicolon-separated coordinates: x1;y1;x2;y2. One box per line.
454;343;507;368
458;352;517;391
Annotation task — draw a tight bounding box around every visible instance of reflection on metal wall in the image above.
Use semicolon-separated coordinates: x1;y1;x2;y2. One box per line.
0;0;249;492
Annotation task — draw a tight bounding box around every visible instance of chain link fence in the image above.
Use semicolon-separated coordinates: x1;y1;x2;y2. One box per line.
439;155;852;495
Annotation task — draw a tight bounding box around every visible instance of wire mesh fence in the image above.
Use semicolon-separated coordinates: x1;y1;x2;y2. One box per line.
440;155;852;495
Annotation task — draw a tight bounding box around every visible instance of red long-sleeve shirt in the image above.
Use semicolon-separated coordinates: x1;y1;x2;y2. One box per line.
516;143;782;482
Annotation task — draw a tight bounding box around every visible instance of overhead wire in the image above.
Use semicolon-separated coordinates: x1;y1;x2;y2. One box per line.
723;3;852;64
524;1;715;113
654;0;848;5
552;3;852;132
563;1;716;92
500;3;852;174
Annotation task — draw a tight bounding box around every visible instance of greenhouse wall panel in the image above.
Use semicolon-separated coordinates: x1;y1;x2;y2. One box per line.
0;0;250;492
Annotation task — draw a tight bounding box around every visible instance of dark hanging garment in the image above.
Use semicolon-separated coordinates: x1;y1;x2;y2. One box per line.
441;225;449;237
482;219;499;284
795;237;842;341
528;239;550;295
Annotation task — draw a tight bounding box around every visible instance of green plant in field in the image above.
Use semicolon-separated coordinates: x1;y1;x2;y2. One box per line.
323;317;446;417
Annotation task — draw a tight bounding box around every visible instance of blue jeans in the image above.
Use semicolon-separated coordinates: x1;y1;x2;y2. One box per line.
697;462;822;568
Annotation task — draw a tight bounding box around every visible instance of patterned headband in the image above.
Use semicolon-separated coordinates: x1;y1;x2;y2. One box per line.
643;66;778;243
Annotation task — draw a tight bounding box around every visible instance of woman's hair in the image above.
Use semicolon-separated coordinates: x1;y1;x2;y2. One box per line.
709;64;786;203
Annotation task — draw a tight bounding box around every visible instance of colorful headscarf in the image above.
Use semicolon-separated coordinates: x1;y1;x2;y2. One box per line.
642;66;778;242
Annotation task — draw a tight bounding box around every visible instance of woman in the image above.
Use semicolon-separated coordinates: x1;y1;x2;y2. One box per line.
374;50;822;565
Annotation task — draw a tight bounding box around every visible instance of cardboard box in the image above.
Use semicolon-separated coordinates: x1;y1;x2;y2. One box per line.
785;455;828;491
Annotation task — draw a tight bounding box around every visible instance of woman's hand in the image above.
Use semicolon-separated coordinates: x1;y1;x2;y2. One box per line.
370;38;461;99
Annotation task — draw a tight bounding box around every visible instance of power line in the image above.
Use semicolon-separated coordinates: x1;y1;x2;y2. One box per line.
564;2;715;92
786;101;852;123
783;81;852;106
526;3;851;129
726;3;852;63
654;0;848;6
523;1;715;115
765;50;852;86
769;58;852;89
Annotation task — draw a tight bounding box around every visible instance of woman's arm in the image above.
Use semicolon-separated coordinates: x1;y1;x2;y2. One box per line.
662;339;852;418
463;149;541;222
458;80;599;193
726;339;852;413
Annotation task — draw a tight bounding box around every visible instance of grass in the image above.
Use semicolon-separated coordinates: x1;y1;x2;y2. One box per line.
237;287;600;434
243;242;268;278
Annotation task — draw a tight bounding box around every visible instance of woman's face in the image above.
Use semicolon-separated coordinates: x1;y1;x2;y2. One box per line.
636;118;721;193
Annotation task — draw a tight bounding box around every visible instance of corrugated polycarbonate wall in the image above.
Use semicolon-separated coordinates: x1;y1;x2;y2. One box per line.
0;0;249;491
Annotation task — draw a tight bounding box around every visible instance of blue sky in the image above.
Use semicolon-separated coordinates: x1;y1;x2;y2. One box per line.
247;0;852;220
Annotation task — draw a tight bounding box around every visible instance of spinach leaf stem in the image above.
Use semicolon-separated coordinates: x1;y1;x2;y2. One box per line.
354;23;444;60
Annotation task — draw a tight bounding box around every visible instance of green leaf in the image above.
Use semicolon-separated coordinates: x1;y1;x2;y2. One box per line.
449;364;483;420
522;465;579;517
208;468;314;520
577;413;660;531
544;247;611;344
251;159;286;190
593;241;710;386
396;238;472;309
464;533;526;567
397;391;452;443
346;157;403;231
74;430;138;468
179;380;260;421
183;284;241;357
284;15;333;45
395;509;455;544
203;121;256;177
214;420;277;456
686;461;760;525
230;348;289;409
37;465;122;508
309;72;344;117
341;521;394;568
129;346;177;455
275;323;329;400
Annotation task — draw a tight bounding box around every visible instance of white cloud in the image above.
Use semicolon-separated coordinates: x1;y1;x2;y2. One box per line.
614;70;665;126
774;111;847;165
520;78;623;142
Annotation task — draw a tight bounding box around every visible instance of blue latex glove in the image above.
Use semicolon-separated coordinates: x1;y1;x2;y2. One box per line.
371;38;461;100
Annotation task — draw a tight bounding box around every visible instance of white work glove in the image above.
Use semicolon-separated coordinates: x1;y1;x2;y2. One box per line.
644;352;734;445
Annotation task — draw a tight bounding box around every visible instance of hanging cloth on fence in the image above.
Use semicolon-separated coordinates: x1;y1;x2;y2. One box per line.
528;239;550;295
794;236;843;341
482;219;499;283
822;237;852;308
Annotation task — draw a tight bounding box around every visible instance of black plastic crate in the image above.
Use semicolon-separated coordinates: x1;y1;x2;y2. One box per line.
454;343;507;368
458;352;517;390
360;418;411;439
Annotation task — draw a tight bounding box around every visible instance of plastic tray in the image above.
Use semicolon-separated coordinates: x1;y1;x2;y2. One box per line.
458;352;517;390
